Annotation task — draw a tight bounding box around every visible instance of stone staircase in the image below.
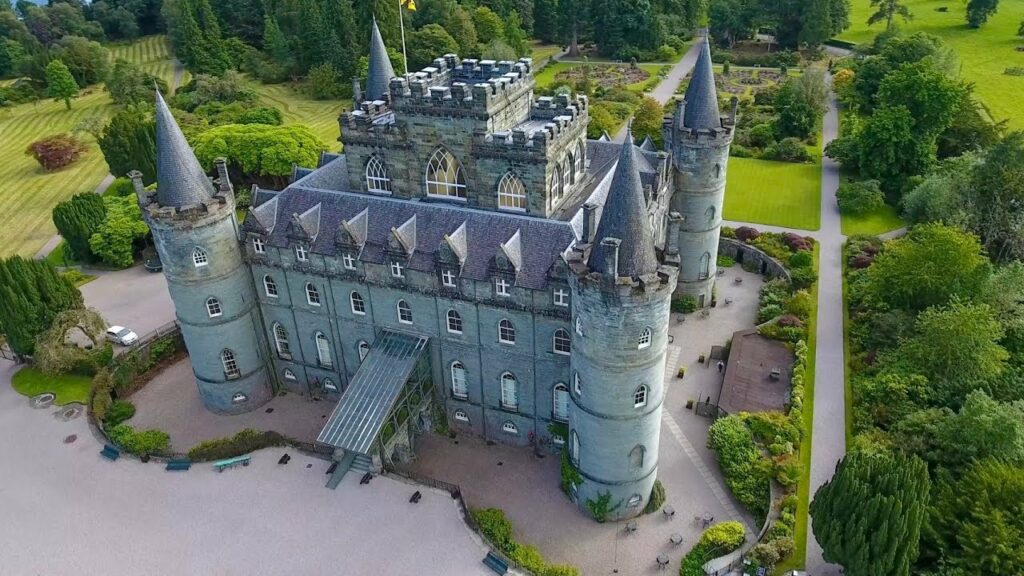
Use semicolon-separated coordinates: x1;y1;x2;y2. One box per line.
325;451;373;489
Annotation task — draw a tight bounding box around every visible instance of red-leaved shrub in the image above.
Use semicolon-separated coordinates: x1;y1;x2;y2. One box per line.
736;226;761;242
783;232;813;252
25;133;87;171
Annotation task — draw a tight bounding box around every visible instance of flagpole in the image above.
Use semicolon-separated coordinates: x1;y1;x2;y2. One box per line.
398;0;409;76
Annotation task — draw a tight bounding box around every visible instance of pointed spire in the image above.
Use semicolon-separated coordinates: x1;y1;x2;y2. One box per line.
366;16;396;101
154;89;215;208
682;38;721;130
587;125;658;278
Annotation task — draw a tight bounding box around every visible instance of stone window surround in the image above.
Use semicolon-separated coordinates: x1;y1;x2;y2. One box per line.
252;237;265;254
553;287;569;307
425;147;468;199
273;323;291;358
454;409;469;422
498;318;516;344
192;246;208;267
446;309;463;334
350;291;366;315
221;349;240;379
365;154;391;194
502;421;518;434
315;332;332;368
206;297;222;317
305;282;321;306
553;382;569;422
451;361;468;398
500;372;518;410
553;329;571;355
263;275;278;297
638;327;652;349
634;384;648;408
397;299;413;324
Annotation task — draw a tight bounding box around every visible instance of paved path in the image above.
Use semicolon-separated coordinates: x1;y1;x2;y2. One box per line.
613;40;704;142
0;359;493;576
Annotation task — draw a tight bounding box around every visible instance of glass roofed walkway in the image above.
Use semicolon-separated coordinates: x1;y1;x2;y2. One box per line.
317;331;432;480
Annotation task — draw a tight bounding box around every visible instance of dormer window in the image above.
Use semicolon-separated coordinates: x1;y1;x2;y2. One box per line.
295;245;308;262
192;247;208;267
365;155;391;194
495;277;511;297
553;288;569;307
390;260;405;278
441;268;457;288
252;237;265;254
342;253;356;270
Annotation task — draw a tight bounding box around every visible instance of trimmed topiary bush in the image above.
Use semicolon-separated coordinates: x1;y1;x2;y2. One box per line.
187;428;286;461
107;423;170;456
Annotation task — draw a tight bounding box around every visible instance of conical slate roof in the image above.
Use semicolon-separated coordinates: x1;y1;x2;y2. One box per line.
366;17;396;101
682;38;721;130
587;131;658;278
155;90;215;208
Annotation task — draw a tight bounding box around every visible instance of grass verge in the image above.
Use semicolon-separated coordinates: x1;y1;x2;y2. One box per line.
839;203;905;236
724;156;822;230
774;244;820;574
11;367;92;405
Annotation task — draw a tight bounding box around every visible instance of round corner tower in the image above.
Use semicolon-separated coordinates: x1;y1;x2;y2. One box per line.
140;91;273;415
665;38;735;308
567;139;678;521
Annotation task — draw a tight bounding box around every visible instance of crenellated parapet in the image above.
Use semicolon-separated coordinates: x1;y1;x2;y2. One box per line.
134;160;237;229
474;94;589;161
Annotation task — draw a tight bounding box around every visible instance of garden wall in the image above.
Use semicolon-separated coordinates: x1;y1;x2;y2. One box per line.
718;238;792;283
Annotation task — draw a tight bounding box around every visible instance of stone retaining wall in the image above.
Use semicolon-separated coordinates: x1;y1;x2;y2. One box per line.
718;238;791;283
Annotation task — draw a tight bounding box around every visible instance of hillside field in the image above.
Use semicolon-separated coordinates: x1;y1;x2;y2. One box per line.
839;0;1024;130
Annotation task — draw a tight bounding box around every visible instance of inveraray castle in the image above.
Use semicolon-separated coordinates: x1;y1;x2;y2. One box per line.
139;22;734;520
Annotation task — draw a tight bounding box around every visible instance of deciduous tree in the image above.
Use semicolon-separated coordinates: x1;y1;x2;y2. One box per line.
867;0;911;30
89;194;149;269
965;0;999;28
192;123;328;189
46;59;78;110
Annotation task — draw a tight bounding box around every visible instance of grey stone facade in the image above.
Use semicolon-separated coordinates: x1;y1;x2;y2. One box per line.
143;24;730;520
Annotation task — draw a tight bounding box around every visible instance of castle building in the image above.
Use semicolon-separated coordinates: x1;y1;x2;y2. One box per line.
140;24;732;520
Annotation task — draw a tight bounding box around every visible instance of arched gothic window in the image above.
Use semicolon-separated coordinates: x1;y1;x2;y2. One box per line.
699;252;711;280
563;156;572;189
206;297;222;317
553;329;571;355
553;163;564;199
263;275;278;297
451;361;467;398
497;171;527;210
553;383;569;421
315;332;332;368
566;152;576;185
705;205;716;224
221;349;239;379
273;324;290;358
576;141;585;174
638;327;652;350
634;385;648;408
192;247;208;267
500;372;518;410
365;155;391;193
630;444;646;469
498;319;516;344
425;147;467;198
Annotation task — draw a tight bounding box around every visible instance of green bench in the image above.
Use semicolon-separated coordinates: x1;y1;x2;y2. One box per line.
166;458;191;471
100;444;120;461
212;454;251;472
482;552;508;575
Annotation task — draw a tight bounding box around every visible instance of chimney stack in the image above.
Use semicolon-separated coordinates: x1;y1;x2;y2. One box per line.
666;212;683;257
582;203;598;245
601;237;621;279
214;158;232;194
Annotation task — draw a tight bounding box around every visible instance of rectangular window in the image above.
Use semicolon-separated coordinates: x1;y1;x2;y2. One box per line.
553;288;569;307
295;245;308;262
441;269;456;288
391;260;404;278
342;253;356;270
495;277;510;297
253;237;265;254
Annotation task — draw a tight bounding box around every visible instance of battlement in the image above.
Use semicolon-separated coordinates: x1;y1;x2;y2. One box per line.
385;55;534;115
140;188;235;226
476;94;589;158
566;241;678;299
663;96;738;149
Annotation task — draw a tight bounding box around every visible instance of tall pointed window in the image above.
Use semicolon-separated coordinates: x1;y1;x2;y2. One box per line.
273;324;291;358
500;372;518;410
699;252;711;280
192;247;208;267
553;383;569;421
263;275;278;297
425;147;467;198
563;157;572;191
221;349;240;379
315;332;332;368
365;155;391;193
553;329;571;355
206;297;222;317
498;319;516;344
451;361;467;398
552;163;564;199
638;327;652;350
497;171;527;211
567;152;576;185
358;340;370;362
576;141;585;175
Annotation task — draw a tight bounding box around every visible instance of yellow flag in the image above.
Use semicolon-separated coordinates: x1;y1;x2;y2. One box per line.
402;0;416;10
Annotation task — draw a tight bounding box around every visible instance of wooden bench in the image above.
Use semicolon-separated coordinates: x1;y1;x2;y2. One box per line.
482;552;508;575
212;454;251;472
166;458;191;471
100;444;120;461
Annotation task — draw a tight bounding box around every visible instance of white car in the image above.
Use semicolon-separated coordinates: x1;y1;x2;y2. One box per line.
105;326;139;346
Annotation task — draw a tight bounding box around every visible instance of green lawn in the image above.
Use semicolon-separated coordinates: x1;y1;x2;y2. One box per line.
723;157;822;230
774;245;820;575
108;35;186;92
251;82;348;152
11;366;92;405
840;203;905;236
528;41;562;66
839;0;1024;130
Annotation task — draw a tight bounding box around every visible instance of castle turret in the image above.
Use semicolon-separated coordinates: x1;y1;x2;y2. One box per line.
566;135;678;520
665;38;735;307
366;17;395;101
139;90;273;414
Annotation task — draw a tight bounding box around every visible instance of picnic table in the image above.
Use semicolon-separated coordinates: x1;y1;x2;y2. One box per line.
625;520;638;534
663;505;675;519
656;554;670;569
670;533;683;545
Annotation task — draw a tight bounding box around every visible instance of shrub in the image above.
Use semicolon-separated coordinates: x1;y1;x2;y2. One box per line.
748;123;776;148
472;508;516;550
721;226;736;239
762;137;812;163
784;290;814;320
644;479;666;514
656;44;676;61
707;416;771;521
679;521;747;576
672;296;698;313
106;177;136;197
471;508;581;576
790;266;817;290
187;429;286;461
788;251;813;269
717;254;735;267
783;232;813;252
107;424;170;456
735;226;761;242
560;450;584;495
837;179;885;215
25;134;88;170
105;399;135;426
585;490;621;522
90;368;114;422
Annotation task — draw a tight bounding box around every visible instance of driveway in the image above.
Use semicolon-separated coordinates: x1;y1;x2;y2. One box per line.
79;265;175;338
0;358;493;576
